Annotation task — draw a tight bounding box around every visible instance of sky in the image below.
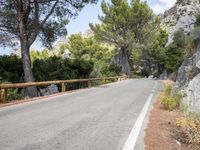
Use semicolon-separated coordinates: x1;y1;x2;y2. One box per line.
67;0;176;35
0;0;176;55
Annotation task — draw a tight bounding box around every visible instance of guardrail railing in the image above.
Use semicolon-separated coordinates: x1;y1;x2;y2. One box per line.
0;76;128;103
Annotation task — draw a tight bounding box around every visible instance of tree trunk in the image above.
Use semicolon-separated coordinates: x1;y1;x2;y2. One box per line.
21;42;38;98
121;50;131;76
112;48;131;76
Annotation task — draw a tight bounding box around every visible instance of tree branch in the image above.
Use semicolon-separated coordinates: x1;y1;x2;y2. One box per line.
30;0;57;4
41;0;59;26
24;0;31;22
28;0;40;45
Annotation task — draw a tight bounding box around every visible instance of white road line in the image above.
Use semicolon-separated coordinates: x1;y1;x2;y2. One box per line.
122;82;157;150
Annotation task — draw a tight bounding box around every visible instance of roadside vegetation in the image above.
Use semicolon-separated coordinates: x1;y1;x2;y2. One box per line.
176;115;200;149
160;84;200;149
0;0;184;101
0;1;200;104
161;85;183;111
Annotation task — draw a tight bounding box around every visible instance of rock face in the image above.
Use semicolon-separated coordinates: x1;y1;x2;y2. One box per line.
177;38;200;113
184;59;200;113
161;0;200;45
40;84;59;96
162;1;200;113
185;73;200;112
176;44;200;87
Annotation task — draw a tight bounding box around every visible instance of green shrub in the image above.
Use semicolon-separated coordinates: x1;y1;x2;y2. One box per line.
0;55;23;83
165;30;187;73
161;96;177;111
33;57;94;81
164;85;172;96
174;93;184;111
161;85;183;111
7;89;23;101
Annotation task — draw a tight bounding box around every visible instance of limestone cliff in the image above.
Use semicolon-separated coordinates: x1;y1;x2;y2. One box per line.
161;0;200;45
162;0;200;113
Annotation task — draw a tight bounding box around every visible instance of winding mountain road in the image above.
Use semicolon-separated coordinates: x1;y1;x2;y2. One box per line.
0;79;159;150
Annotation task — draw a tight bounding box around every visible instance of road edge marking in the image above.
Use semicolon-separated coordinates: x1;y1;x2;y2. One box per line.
122;82;157;150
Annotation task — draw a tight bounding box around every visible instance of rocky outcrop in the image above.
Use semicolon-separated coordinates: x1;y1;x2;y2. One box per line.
177;38;200;113
161;0;200;45
40;84;59;96
185;72;200;113
163;1;200;113
176;47;200;87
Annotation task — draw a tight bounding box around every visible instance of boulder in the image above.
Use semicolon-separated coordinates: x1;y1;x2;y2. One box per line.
148;75;153;79
40;84;59;96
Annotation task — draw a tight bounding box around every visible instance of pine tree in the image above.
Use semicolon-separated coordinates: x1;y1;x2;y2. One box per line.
90;0;158;76
0;0;97;97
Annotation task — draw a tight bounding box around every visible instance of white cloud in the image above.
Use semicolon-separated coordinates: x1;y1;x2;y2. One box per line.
151;4;166;15
159;0;176;7
150;0;176;14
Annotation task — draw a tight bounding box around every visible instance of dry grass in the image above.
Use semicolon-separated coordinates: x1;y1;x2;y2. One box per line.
145;80;200;149
176;116;200;150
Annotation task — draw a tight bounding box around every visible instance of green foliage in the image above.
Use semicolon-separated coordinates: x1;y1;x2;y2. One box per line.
92;62;121;77
30;49;50;62
58;34;120;77
165;30;187;72
0;54;94;83
164;85;173;95
0;0;97;47
131;29;168;77
66;34;113;60
161;85;183;111
162;96;177;111
0;55;23;83
7;89;23;101
0;54;95;100
33;56;94;81
90;0;156;46
90;0;158;75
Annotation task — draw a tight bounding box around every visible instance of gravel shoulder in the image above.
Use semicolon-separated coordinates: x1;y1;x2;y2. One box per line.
144;81;189;150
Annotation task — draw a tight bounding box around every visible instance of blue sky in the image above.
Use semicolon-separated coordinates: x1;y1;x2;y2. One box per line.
67;0;176;35
0;0;176;55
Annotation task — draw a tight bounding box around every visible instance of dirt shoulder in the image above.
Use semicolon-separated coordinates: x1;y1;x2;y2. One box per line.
144;80;188;150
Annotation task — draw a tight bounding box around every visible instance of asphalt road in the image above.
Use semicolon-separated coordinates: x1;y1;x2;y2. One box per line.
0;79;157;150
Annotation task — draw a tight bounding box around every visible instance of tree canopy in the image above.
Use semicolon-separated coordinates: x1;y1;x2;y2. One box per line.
56;34;120;77
90;0;159;75
0;0;97;47
0;0;97;97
